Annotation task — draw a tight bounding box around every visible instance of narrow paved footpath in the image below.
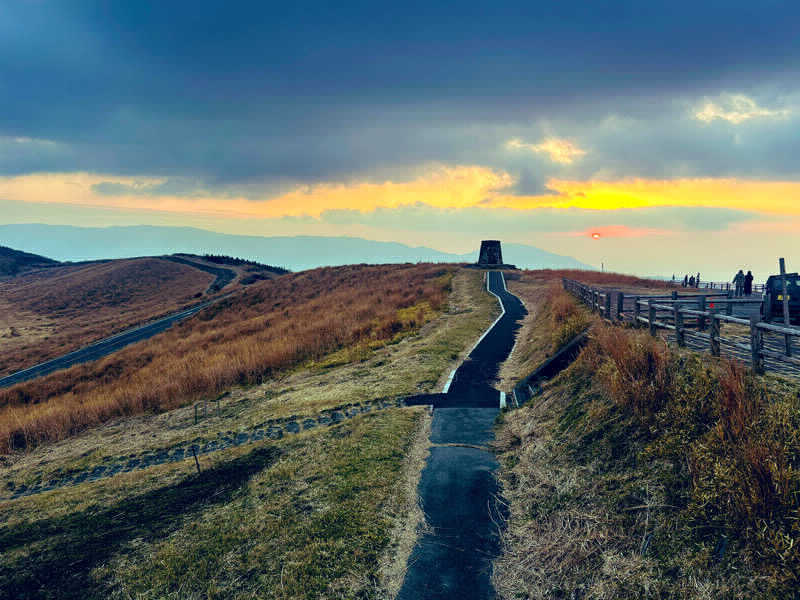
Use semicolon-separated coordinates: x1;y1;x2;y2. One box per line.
398;270;526;600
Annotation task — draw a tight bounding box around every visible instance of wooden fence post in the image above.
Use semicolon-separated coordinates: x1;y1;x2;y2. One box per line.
616;291;625;321
634;297;641;326
750;315;764;374
648;300;657;337
710;314;720;356
604;292;612;319
697;295;707;331
779;258;792;357
726;290;733;316
674;305;685;347
671;290;678;301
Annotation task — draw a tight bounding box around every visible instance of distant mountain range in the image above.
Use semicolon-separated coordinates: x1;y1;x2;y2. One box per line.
0;224;593;272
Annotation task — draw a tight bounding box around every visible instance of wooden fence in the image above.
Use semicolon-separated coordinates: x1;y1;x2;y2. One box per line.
562;278;800;378
697;281;766;294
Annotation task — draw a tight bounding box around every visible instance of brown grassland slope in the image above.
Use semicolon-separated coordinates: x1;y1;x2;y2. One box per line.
0;263;452;452
0;258;215;376
498;269;672;390
495;280;800;599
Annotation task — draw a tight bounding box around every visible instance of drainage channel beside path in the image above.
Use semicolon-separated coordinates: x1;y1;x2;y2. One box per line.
399;270;527;600
1;398;403;501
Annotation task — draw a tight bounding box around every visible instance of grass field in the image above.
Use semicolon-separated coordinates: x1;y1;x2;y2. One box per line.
0;408;428;599
0;264;459;452
494;279;800;599
0;266;498;599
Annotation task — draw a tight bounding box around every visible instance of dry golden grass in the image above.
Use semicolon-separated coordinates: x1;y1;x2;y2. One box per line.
499;272;596;391
0;258;215;376
0;268;494;487
0;264;453;452
0;266;502;599
530;268;677;292
494;288;800;598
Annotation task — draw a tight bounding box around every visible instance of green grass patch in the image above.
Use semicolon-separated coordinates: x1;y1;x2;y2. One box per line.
0;409;422;599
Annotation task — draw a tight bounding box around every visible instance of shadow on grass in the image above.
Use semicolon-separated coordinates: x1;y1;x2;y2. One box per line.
0;445;281;600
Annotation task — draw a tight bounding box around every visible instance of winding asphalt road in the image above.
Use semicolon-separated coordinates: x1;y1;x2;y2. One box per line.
0;301;215;388
399;270;527;600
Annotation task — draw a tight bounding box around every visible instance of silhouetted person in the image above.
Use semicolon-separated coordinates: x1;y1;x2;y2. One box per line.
696;272;701;288
689;275;695;287
744;270;754;296
733;269;744;297
683;274;688;287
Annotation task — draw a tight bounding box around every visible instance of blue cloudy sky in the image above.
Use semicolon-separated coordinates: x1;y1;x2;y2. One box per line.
2;1;800;278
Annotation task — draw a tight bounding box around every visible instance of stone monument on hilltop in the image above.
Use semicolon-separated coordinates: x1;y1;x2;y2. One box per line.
478;240;503;266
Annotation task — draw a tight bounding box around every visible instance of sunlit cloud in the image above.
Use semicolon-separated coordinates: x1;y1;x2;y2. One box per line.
506;137;586;164
694;93;791;124
517;178;800;215
3;171;800;222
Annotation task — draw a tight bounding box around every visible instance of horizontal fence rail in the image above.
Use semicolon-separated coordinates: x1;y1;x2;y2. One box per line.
562;278;800;379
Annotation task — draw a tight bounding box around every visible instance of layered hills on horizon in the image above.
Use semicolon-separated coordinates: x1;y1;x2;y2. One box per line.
0;224;593;272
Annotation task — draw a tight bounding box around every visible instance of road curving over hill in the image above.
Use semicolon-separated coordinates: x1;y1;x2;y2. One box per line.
399;270;527;600
0;300;216;388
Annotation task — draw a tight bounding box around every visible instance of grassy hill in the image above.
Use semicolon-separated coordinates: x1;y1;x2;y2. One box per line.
0;266;499;599
494;272;800;599
0;254;291;378
0;245;59;277
0;257;216;377
0;263;455;452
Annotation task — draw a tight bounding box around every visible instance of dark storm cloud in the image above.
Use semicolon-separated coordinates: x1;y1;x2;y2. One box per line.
2;0;800;185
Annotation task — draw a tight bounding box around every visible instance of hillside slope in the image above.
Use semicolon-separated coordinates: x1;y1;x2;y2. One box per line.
494;274;800;599
0;245;59;277
0;267;501;599
0;258;215;376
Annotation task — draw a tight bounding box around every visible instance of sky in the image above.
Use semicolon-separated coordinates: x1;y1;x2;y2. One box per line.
2;1;799;280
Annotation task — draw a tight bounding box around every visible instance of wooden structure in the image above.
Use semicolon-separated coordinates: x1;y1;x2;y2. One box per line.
563;277;800;379
478;240;503;266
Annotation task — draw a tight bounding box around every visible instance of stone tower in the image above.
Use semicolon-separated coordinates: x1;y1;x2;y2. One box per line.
478;240;503;266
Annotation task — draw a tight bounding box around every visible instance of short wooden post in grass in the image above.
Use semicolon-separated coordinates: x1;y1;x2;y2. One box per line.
674;304;685;347
604;292;612;319
192;447;202;474
750;315;764;374
710;314;721;356
648;300;657;337
616;291;625;321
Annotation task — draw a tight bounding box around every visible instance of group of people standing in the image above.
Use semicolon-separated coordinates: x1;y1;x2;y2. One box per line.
733;269;755;297
681;273;701;288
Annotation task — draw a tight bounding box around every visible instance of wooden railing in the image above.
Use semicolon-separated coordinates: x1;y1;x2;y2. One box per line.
696;281;766;294
562;278;800;376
